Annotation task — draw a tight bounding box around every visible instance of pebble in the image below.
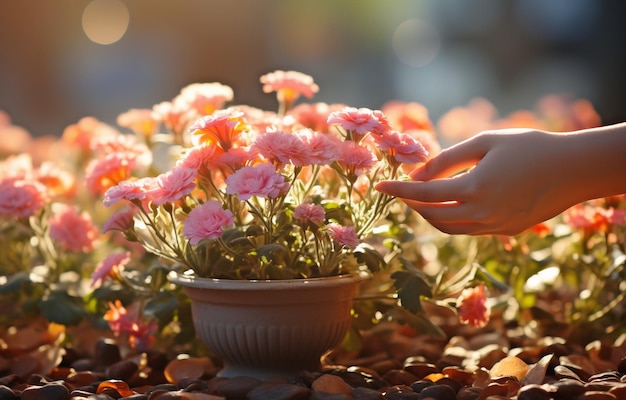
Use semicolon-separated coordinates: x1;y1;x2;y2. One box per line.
246;383;312;400
94;339;122;368
380;385;420;399
210;375;261;398
416;384;456;400
20;382;70;400
5;322;626;400
489;356;530;381
351;386;384;400
311;374;353;396
0;385;18;400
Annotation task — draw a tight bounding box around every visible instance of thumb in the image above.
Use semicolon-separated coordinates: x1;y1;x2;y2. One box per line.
410;135;489;180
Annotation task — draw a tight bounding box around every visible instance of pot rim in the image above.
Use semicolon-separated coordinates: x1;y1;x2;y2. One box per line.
168;270;368;290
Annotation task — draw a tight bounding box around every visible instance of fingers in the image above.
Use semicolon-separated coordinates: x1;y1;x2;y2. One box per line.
410;134;490;181
375;177;470;204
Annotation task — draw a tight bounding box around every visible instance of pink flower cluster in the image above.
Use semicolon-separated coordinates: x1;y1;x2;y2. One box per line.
101;70;432;280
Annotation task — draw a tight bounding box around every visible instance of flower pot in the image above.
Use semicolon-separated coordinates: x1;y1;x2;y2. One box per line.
169;273;363;379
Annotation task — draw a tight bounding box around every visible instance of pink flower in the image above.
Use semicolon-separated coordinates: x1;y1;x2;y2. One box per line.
288;102;347;133
183;200;234;245
337;141;377;177
35;162;76;198
381;101;434;133
49;205;99;252
179;82;234;115
293;203;326;226
295;129;341;165
103;208;136;233
177;144;222;171
85;152;137;196
117;108;159;138
327;107;391;137
188;109;248;150
0;153;34;181
150;167;197;206
457;284;491;328
373;130;429;164
0;178;47;218
327;223;360;249
103;177;157;207
92;252;131;287
152;99;189;135
225;163;289;201
251;130;311;167
260;70;319;104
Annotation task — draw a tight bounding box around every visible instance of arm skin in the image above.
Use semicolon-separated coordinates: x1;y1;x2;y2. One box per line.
375;123;626;236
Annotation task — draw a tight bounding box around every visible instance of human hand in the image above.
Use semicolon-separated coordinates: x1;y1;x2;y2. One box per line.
376;128;580;236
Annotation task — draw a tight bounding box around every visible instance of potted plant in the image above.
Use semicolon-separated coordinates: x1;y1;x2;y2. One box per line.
101;70;432;377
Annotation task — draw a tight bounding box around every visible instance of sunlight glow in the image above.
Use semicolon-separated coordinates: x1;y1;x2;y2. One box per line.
392;18;441;68
82;0;130;45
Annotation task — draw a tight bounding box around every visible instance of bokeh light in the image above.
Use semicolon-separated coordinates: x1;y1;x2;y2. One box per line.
392;18;440;68
82;0;129;45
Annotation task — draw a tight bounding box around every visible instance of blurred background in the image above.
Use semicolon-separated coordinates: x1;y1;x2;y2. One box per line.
1;0;625;138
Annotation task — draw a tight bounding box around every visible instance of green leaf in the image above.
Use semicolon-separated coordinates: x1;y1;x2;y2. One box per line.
388;306;446;338
39;291;86;326
144;291;178;328
0;272;31;295
257;243;290;266
148;264;171;291
354;244;386;273
391;270;432;314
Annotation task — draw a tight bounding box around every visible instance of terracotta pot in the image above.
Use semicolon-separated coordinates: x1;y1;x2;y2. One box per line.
169;273;363;379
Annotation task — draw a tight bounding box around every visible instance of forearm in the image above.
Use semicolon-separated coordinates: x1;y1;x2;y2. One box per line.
557;122;626;204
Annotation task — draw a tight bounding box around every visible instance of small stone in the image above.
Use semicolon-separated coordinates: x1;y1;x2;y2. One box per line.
554;365;584;381
380;385;419;400
552;378;586;398
417;384;456;400
402;362;438;380
71;358;97;372
456;387;482;400
106;359;139;381
516;384;555;400
381;370;417;386
351;386;383;400
330;367;388;390
94;339;122;368
577;391;619;400
441;366;474;386
435;377;462;393
20;383;70;400
212;375;261;398
409;380;433;393
164;357;214;385
489;356;530;381
478;382;509;399
311;374;353;395
0;385;18;400
66;371;100;387
309;393;351;400
617;357;626;375
246;383;312;400
96;379;134;397
148;391;224;399
146;383;179;395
